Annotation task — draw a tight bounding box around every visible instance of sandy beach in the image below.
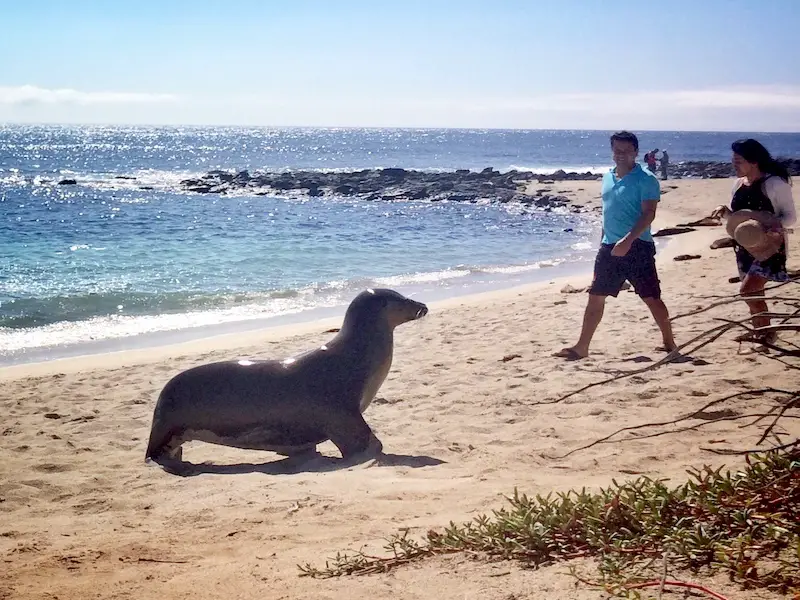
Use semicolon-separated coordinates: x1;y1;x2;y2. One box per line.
1;177;798;600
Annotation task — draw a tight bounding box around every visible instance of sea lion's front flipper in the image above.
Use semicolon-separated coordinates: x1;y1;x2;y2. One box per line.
324;411;383;461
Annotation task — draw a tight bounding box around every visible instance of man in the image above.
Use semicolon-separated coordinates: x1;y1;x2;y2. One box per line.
660;149;669;180
554;131;677;360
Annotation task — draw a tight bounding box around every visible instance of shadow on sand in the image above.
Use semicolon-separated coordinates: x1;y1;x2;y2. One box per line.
149;452;446;477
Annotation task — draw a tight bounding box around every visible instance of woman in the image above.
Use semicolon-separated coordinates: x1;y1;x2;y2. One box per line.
711;138;797;343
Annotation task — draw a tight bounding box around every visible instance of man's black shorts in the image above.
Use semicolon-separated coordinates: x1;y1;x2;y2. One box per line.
588;239;661;299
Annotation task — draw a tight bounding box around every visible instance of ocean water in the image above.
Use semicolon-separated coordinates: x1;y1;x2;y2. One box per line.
2;125;800;364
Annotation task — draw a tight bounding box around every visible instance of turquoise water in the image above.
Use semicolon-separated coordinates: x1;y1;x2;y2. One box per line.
3;125;799;363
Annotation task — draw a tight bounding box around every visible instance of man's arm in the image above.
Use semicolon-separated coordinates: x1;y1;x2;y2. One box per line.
611;174;660;256
610;200;658;256
621;200;658;242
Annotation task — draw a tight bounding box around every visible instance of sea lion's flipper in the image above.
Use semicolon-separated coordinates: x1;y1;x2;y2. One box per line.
325;411;383;460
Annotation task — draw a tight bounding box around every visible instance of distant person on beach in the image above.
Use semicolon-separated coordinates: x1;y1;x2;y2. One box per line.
710;138;797;344
660;150;669;180
554;131;677;360
646;149;658;173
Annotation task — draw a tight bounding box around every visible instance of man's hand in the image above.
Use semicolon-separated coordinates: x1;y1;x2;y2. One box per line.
611;237;633;257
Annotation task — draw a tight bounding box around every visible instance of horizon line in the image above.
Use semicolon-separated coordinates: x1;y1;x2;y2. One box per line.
1;121;799;135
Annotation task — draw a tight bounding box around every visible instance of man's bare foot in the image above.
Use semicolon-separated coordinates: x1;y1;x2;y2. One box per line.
553;347;587;361
655;342;678;353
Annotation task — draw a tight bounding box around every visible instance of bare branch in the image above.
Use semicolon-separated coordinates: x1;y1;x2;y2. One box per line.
695;277;800;299
701;438;800;455
547;388;797;458
755;395;800;446
670;296;800;323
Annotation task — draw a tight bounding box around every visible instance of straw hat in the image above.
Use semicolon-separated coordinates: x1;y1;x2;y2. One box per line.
724;211;784;261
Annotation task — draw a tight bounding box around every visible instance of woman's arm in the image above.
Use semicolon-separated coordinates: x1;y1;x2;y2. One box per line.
764;176;797;228
711;178;745;218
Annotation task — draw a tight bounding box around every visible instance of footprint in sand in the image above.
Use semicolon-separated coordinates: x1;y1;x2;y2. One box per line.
32;463;72;474
693;408;740;420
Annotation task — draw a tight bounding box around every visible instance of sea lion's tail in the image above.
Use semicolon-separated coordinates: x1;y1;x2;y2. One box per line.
145;425;172;463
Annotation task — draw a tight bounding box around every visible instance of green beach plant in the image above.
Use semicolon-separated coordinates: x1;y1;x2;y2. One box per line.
298;451;800;597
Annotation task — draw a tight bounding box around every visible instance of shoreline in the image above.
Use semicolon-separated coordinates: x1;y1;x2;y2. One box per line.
0;172;695;373
0;181;689;376
0;253;599;375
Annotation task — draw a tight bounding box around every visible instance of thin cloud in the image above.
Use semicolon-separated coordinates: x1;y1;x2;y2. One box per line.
468;87;800;114
0;85;179;106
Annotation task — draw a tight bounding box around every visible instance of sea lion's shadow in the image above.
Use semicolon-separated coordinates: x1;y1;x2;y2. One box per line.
168;452;446;477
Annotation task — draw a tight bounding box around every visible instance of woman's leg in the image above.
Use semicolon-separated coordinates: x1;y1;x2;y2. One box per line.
739;272;772;338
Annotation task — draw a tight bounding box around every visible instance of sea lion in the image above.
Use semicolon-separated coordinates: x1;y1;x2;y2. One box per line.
144;288;428;472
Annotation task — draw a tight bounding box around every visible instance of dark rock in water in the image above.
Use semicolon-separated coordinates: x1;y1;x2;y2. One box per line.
207;170;235;183
114;175;137;180
58;178;77;185
380;168;407;179
711;237;736;249
653;227;695;237
674;254;702;261
447;193;477;202
334;184;355;195
271;176;296;190
185;183;215;193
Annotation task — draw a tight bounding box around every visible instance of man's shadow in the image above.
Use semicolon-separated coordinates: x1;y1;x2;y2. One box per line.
151;451;446;477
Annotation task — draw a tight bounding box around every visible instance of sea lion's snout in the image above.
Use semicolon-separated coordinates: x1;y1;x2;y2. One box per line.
414;304;428;319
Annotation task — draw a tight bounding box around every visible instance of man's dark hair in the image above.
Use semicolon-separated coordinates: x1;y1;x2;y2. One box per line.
609;131;639;152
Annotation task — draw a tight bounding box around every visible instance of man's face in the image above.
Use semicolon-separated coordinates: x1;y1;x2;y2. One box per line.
611;140;637;170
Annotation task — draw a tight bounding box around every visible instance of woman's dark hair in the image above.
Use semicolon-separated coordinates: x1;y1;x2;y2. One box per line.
731;138;791;184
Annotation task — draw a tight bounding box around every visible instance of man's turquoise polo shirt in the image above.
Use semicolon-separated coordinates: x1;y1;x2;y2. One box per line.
600;163;661;244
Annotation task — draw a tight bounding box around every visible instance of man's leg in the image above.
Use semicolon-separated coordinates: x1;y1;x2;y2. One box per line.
555;244;622;360
629;241;677;351
642;296;677;351
557;294;607;358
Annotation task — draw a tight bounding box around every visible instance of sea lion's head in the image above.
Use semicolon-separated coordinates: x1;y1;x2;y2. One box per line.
344;288;428;330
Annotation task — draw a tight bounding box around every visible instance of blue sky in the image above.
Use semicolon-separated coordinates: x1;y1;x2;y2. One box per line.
2;0;799;130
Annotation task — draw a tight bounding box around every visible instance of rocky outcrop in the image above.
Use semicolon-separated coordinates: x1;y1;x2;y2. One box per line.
178;157;800;209
666;157;800;179
180;167;591;212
